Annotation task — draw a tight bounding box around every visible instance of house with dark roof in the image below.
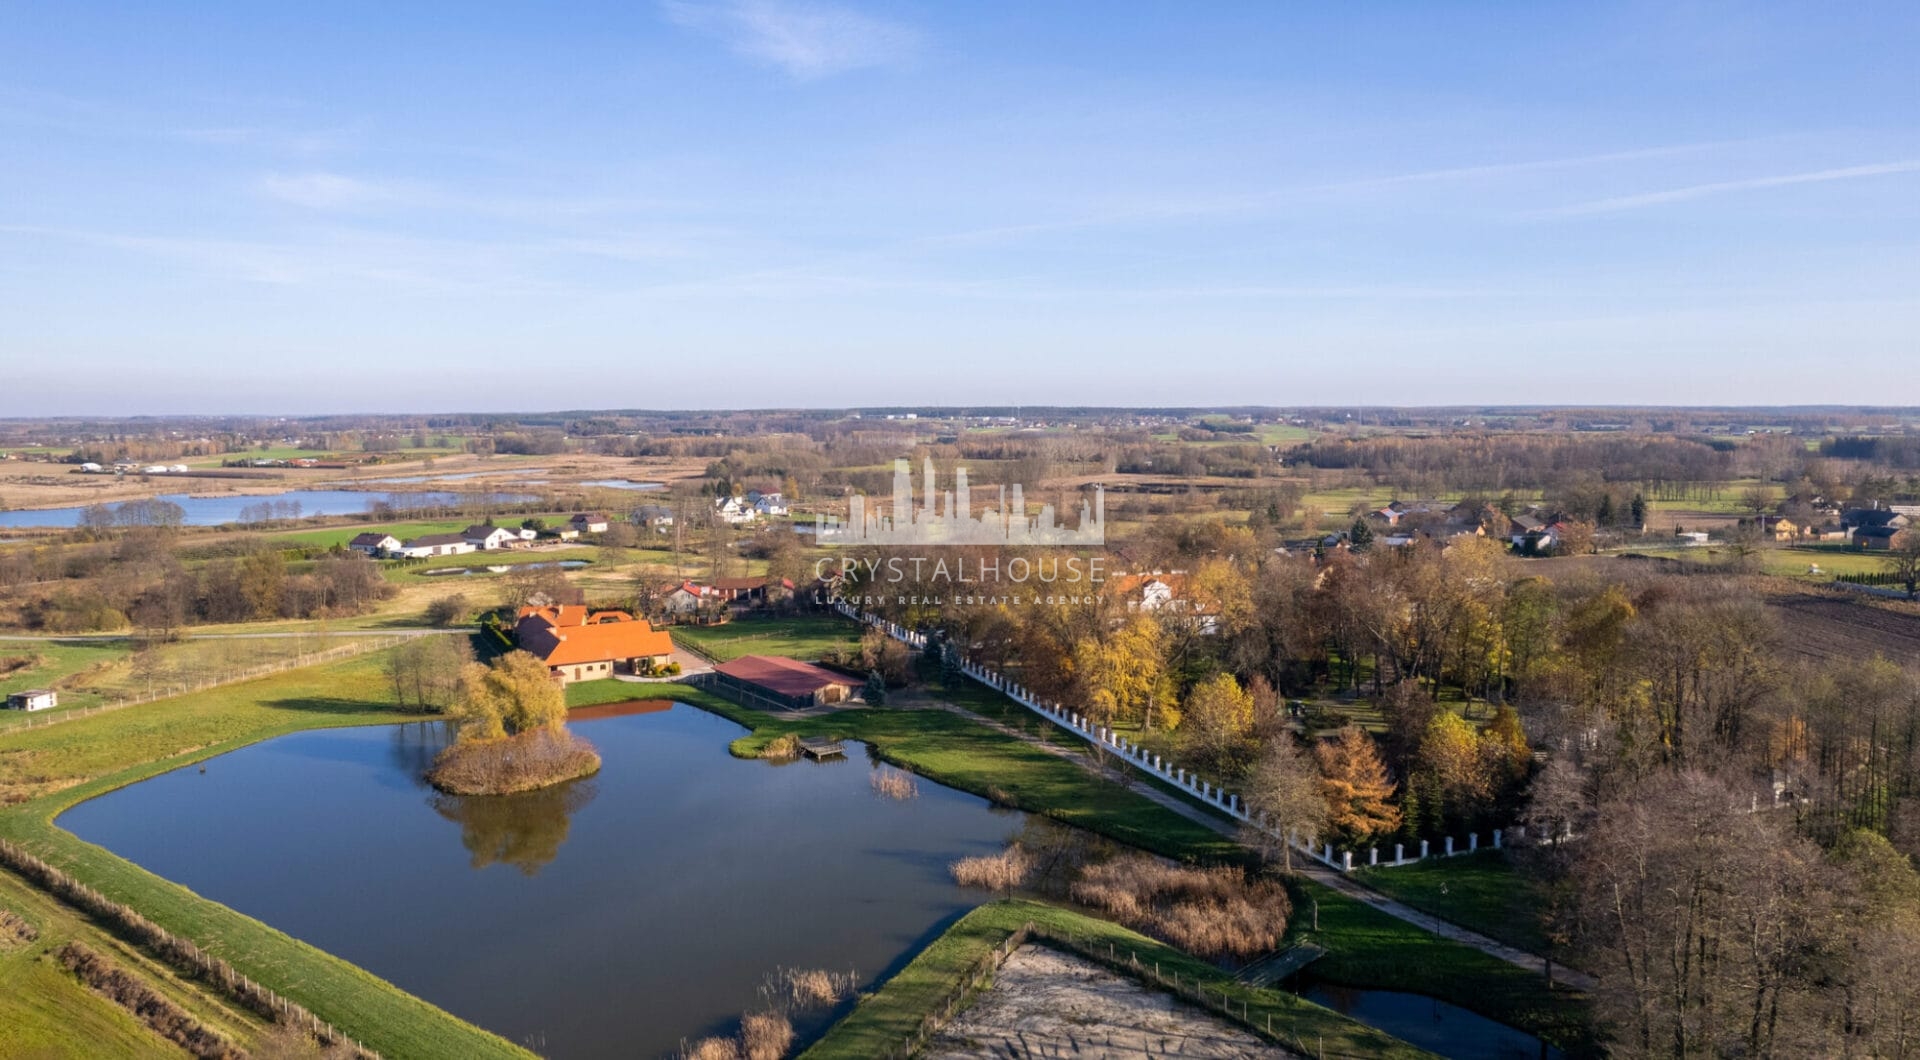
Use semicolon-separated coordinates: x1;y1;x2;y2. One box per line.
568;513;610;534
391;532;475;558
1858;525;1905;551
711;655;859;708
514;606;675;683
349;532;400;556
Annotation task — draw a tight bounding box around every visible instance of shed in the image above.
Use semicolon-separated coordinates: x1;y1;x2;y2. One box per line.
712;655;860;709
6;689;56;712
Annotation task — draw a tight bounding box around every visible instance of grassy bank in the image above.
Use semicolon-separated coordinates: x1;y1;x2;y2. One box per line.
1351;850;1552;954
804;898;1437;1060
671;614;862;662
672;683;1241;863
0;653;534;1060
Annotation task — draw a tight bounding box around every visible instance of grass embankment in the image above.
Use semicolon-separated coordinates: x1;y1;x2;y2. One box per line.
0;653;534;1060
805;899;1436;1060
671;615;862;663
1351;850;1551;954
675;684;1240;863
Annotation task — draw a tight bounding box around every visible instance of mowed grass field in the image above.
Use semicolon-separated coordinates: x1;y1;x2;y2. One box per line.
804;898;1435;1060
0;652;533;1059
268;519;471;550
0;640;135;714
1350;851;1551;954
672;614;863;662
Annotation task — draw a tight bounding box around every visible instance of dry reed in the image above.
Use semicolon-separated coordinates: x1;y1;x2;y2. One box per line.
56;941;244;1059
426;729;600;795
0;907;37;945
740;1011;794;1060
762;733;802;760
1070;854;1291;961
869;766;919;800
950;843;1033;893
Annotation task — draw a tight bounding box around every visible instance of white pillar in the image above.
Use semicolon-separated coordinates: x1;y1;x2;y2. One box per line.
1493;829;1502;850
1342;851;1353;872
1445;836;1455;856
1394;843;1404;865
1324;843;1334;863
1419;839;1429;859
1369;847;1378;866
1470;833;1479;853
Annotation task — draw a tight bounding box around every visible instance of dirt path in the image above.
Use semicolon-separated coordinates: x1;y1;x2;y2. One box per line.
919;695;1597;992
925;945;1296;1059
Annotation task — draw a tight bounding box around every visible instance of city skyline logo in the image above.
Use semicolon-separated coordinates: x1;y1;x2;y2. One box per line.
815;458;1105;547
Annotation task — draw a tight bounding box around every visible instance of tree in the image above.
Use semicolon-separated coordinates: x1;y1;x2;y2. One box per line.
1072;615;1171;728
1348;518;1374;553
1180;672;1255;772
1314;726;1401;842
449;650;565;741
1241;736;1327;871
864;669;887;706
1629;493;1648;528
1886;529;1920;599
424;594;471;627
387;635;475;713
1739;484;1779;517
1412;711;1494;830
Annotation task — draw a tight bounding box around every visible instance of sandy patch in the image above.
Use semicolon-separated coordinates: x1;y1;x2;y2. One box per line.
925;945;1292;1059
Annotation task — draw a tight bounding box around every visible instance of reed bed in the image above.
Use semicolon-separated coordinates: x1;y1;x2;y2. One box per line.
1070;854;1291;962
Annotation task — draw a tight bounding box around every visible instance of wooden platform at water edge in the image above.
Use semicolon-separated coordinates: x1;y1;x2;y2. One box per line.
798;736;847;760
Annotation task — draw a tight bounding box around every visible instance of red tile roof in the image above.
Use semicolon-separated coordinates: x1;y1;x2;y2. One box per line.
713;655;858;698
515;609;674;667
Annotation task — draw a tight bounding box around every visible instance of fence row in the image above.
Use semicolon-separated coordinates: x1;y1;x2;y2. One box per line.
1;638;402;733
0;838;380;1058
839;602;1539;872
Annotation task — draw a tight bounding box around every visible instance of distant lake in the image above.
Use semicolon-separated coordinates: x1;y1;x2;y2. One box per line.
60;703;1025;1058
0;489;537;528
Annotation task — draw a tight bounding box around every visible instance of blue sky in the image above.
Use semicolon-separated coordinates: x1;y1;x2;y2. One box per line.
2;2;1916;415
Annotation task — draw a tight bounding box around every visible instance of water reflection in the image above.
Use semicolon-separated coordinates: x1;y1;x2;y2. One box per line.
432;781;599;876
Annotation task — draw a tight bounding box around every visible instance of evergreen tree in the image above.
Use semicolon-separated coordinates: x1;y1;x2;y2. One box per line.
1349;518;1375;553
1629;493;1648;527
864;669;888;706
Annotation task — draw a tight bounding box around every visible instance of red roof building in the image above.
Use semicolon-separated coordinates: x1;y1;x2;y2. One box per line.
711;655;859;708
515;606;675;684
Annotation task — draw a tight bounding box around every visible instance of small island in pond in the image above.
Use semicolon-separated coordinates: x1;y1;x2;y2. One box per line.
427;650;601;796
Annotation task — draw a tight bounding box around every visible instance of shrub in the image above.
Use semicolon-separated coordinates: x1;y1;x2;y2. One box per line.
1070;854;1291;961
424;594;471;627
762;733;802;760
0;907;38;945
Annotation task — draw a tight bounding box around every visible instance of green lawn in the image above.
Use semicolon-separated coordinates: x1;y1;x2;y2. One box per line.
1288;878;1593;1055
1350;851;1550;954
0;640;135;716
269;519;470;550
805;898;1436;1060
671;614;864;663
0;653;534;1060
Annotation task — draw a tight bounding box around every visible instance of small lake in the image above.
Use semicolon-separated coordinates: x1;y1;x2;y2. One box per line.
1295;980;1563;1060
575;479;665;491
0;489;537;528
59;703;1025;1058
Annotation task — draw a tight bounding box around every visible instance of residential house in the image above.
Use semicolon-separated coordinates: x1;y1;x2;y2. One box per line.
462;524;520;550
348;532;401;556
567;513;610;535
391;532;475;558
662;581;721;616
514;606;675;684
1859;525;1905;551
749;491;789;517
1370;501;1440;528
1754;516;1800;542
712;655;859;709
5;689;56;712
714;497;756;525
1842;508;1911;539
1509;513;1548;549
633;504;674;532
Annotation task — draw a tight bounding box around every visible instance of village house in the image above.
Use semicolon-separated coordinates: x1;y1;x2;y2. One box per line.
514;605;675;684
5;689;56;712
633;504;674;532
567;513;610;534
662;581;722;616
714;497;756;525
711;576;794;608
462;524;520;551
1858;525;1905;551
748;491;789;517
348;532;401;556
391;532;475;558
711;655;859;709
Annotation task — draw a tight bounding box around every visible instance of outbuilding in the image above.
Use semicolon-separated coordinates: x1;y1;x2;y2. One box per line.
711;655;860;709
5;689;56;712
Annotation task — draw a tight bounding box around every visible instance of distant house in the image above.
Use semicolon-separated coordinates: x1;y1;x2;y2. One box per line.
749;492;789;517
141;465;171;474
1842;508;1910;538
1509;514;1548;548
514;606;675;684
1370;501;1440;528
1858;526;1904;551
516;527;539;541
348;532;401;556
712;576;793;607
633;504;674;532
714;497;756;525
391;532;475;558
1677;530;1712;546
712;655;859;708
662;581;720;615
463;524;520;550
5;689;56;712
567;513;610;534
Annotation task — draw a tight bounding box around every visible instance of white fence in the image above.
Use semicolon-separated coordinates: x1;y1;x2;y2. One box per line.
838;601;1530;872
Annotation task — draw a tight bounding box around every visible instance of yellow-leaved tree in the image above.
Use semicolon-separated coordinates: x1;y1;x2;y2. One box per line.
1073;615;1173;728
451;650;567;742
1180;672;1256;772
1315;726;1401;842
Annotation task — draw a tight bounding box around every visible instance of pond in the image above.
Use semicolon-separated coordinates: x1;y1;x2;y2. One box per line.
58;702;1026;1059
1294;979;1564;1060
0;489;537;528
419;559;591;577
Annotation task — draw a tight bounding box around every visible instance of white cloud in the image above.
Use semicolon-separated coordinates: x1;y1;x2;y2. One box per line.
1543;160;1920;216
662;0;919;80
257;172;402;210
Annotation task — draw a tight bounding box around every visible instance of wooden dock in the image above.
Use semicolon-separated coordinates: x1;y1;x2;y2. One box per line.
798;736;847;760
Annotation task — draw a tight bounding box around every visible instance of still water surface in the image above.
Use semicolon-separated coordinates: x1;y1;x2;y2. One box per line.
0;489;534;528
60;703;1023;1058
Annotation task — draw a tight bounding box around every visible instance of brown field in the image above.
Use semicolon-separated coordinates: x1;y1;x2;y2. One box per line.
1764;586;1920;664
